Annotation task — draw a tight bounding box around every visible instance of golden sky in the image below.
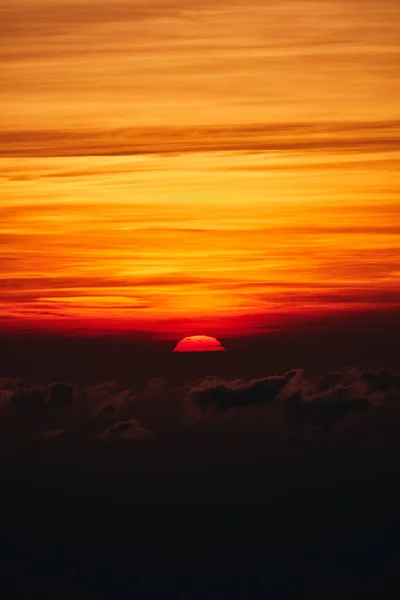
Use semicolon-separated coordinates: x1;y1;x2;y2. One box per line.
1;0;399;336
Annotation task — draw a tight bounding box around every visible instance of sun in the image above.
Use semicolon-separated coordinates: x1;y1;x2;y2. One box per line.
173;335;226;353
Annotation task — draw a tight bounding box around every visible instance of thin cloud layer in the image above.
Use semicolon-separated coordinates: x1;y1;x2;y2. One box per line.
1;121;399;158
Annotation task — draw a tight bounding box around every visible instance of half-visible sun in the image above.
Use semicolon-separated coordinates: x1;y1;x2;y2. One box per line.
173;335;226;353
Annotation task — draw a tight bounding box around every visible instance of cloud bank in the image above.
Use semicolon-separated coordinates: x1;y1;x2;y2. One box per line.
1;366;400;444
2;121;399;158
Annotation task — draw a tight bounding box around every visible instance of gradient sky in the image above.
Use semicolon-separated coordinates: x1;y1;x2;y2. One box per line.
1;0;399;336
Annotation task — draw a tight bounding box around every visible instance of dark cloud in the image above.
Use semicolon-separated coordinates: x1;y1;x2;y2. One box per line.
85;382;135;422
46;382;76;408
188;370;301;411
0;378;77;411
0;378;19;409
37;428;64;440
10;386;46;410
285;386;370;430
93;403;117;420
0;367;399;442
360;368;400;393
316;366;361;391
186;366;400;431
99;419;154;441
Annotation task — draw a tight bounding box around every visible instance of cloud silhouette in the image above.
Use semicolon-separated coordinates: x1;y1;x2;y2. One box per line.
185;367;400;431
188;370;301;411
47;382;76;408
10;386;46;410
360;368;400;393
92;403;118;421
285;386;370;430
99;419;154;441
0;367;399;442
316;366;361;392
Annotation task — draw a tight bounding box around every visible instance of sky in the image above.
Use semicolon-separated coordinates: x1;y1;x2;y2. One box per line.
1;0;399;337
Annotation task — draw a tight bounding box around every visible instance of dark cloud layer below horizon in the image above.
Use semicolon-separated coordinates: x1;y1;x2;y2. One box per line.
2;365;400;600
1;365;400;445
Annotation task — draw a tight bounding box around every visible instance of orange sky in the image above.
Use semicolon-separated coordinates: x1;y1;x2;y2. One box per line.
1;0;399;336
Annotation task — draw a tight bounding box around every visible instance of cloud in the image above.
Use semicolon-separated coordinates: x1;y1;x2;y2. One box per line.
85;382;135;422
92;403;117;421
1;381;77;412
10;386;47;410
1;121;398;158
285;385;370;430
37;428;64;440
316;366;361;391
46;382;76;408
185;366;400;431
0;367;399;442
360;368;400;393
188;370;301;411
0;378;19;410
99;419;154;441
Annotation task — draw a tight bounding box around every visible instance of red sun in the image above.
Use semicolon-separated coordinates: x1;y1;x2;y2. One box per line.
173;335;226;353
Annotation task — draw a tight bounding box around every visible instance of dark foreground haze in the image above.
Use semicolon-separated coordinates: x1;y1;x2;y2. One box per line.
1;319;400;598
